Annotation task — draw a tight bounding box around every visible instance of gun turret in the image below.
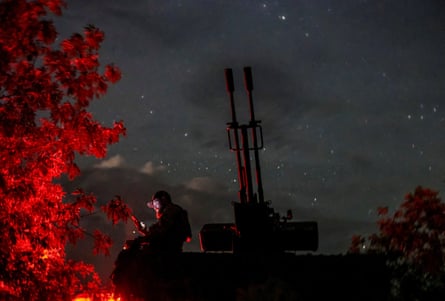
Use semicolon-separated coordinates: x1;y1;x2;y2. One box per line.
199;67;318;253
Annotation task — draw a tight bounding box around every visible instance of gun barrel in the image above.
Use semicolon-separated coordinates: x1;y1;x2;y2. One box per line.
225;68;247;203
243;66;254;92
243;67;264;204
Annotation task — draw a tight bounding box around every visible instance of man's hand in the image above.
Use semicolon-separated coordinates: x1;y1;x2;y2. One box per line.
131;215;148;235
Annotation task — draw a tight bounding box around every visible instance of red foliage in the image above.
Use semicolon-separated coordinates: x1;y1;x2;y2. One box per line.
104;65;122;84
0;0;128;299
102;195;133;225
349;186;445;275
92;230;113;256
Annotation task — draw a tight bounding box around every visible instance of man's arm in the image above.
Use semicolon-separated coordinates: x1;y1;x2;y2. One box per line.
145;205;182;240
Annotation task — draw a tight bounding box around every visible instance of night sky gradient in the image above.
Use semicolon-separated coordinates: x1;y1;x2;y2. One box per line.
57;0;445;281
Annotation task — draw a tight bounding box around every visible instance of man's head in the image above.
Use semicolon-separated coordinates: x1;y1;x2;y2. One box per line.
147;190;171;218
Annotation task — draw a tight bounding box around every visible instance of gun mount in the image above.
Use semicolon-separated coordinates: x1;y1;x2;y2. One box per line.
199;67;318;253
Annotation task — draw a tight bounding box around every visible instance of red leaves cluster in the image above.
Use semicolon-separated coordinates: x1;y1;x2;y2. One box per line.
101;195;133;225
0;0;128;299
104;64;122;84
92;231;113;256
349;186;445;275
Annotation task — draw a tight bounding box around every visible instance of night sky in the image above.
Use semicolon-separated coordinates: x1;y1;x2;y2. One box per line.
57;0;445;280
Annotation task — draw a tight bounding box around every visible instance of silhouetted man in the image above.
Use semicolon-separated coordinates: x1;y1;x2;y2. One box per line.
113;191;192;299
134;190;192;253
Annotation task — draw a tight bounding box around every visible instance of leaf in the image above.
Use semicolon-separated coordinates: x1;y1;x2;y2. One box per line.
92;230;112;256
377;206;389;216
104;64;121;83
67;163;80;180
84;25;104;49
348;235;365;254
43;0;66;16
101;195;133;225
61;39;75;53
37;20;58;44
71;189;96;213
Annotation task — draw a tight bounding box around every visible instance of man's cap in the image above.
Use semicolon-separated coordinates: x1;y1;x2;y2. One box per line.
147;190;171;208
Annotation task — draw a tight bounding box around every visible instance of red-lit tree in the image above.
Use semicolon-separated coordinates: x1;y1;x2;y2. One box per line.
349;186;445;300
0;0;131;299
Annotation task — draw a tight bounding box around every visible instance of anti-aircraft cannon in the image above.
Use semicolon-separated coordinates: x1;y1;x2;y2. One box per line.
199;67;318;254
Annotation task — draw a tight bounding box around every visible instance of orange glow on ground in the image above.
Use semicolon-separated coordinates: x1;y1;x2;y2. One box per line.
73;292;120;301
